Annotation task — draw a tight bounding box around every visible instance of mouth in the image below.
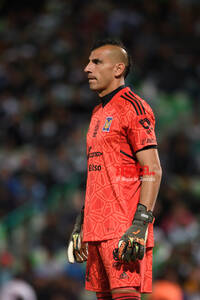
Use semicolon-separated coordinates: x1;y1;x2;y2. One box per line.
88;77;96;81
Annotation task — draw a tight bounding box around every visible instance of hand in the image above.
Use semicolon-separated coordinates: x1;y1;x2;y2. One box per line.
114;204;154;262
67;207;88;263
67;230;88;263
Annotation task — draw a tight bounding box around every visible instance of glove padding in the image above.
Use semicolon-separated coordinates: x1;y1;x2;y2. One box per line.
114;204;154;262
67;231;88;263
67;207;88;263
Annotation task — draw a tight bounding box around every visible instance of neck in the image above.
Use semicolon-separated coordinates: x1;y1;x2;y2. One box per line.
98;78;125;97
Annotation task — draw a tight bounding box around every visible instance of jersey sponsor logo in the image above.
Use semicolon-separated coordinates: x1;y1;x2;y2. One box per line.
139;117;151;129
88;146;92;154
119;271;129;280
93;120;100;137
88;164;101;171
87;146;103;159
141;138;156;145
88;152;103;159
102;116;113;132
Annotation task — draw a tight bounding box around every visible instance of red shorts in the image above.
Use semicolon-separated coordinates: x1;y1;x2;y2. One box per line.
85;238;153;293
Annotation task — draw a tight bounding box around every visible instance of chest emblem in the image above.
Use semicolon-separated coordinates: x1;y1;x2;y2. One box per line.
102;117;113;132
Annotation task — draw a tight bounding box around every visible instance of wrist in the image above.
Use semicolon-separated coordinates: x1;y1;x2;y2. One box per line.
73;206;85;233
80;205;84;223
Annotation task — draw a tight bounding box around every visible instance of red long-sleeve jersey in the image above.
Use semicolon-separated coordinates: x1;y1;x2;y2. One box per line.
83;86;157;245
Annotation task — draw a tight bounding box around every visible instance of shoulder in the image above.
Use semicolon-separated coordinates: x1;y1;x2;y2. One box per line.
116;87;155;119
91;103;101;115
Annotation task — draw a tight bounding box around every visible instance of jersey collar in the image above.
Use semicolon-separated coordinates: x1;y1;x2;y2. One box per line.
101;85;126;108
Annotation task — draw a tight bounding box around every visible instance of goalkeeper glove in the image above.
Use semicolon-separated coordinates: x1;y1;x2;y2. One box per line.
113;203;154;262
67;206;88;263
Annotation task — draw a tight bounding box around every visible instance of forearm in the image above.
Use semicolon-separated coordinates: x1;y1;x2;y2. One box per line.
139;165;162;211
116;164;160;262
136;148;162;211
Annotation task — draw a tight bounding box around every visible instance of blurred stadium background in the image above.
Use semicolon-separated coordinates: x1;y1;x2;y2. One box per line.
0;0;199;299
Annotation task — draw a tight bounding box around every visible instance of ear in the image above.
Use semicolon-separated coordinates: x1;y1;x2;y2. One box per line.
114;63;126;78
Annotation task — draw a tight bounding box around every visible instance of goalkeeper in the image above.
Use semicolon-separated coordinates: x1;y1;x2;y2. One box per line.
67;38;162;300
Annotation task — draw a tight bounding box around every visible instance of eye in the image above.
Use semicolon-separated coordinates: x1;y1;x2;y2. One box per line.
92;59;101;64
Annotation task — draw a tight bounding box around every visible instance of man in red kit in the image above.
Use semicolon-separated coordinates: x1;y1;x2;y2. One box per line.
67;39;162;300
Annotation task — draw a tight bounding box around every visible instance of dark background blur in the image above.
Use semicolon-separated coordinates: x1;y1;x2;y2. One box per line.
0;0;199;299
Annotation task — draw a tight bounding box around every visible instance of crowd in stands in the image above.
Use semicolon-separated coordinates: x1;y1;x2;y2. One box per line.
0;0;199;299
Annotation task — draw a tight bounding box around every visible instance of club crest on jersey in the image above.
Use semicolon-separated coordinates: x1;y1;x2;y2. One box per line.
102;117;113;132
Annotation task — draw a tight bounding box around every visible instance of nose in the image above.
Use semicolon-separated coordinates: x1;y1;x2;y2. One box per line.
84;62;91;73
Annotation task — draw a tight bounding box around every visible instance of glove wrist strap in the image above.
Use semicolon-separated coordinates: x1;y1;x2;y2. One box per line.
133;203;154;224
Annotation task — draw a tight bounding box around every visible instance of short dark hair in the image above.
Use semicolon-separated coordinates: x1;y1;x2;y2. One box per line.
91;38;132;78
